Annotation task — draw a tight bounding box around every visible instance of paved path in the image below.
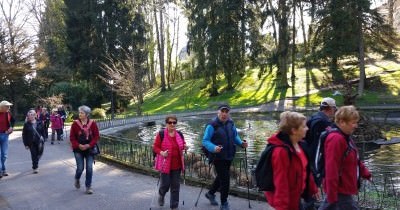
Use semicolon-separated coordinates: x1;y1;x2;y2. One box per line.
0;131;269;210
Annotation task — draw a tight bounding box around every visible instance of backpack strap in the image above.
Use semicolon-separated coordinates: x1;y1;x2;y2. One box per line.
158;129;184;142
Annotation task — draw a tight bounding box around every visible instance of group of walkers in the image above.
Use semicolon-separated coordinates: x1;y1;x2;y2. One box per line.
0;101;99;195
0;97;371;210
152;100;371;210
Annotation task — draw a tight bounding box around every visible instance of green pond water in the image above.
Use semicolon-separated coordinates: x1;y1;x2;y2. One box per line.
116;112;400;173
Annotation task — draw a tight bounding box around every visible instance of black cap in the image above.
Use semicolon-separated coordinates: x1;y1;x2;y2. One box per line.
218;104;231;111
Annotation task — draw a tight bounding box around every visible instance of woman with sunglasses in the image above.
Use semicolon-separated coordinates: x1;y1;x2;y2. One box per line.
153;115;187;210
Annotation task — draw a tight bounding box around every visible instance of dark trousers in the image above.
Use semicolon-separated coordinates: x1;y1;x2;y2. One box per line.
29;142;40;169
43;122;49;139
209;159;232;204
159;169;181;209
51;129;62;142
318;194;359;210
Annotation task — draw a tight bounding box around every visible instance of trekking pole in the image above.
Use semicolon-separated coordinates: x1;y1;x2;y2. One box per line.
182;150;187;206
243;141;252;209
150;158;166;210
194;159;213;207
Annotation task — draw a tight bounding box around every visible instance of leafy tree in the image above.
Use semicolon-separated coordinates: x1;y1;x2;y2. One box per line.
186;0;248;96
0;0;36;116
312;0;399;90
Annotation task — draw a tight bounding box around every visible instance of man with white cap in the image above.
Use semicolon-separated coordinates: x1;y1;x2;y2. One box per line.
305;97;337;175
0;100;15;178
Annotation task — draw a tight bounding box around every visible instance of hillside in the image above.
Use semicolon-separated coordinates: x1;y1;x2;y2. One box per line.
134;58;400;115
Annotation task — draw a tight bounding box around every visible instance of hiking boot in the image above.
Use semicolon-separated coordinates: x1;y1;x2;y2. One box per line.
86;187;93;194
74;179;80;189
220;202;230;210
205;192;218;206
158;194;164;206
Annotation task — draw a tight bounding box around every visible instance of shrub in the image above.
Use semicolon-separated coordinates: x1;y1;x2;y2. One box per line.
66;111;78;122
91;108;106;119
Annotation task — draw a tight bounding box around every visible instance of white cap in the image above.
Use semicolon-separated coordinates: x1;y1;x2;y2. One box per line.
320;97;336;107
0;100;13;106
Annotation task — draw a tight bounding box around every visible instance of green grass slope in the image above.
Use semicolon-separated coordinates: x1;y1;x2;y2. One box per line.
133;59;400;115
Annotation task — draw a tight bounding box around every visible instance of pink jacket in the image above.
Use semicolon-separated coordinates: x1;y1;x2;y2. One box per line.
153;129;185;174
50;114;63;129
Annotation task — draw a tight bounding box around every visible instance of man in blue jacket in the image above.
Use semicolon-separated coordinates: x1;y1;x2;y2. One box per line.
202;104;247;210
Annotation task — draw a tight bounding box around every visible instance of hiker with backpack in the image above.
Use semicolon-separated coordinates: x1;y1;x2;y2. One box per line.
202;104;248;210
152;115;187;210
22;109;45;174
262;111;319;210
305;97;337;173
318;106;371;210
70;105;100;194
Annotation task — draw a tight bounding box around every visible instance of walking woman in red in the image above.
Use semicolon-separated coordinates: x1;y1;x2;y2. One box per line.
318;106;371;210
70;105;99;194
153;115;186;210
265;111;319;210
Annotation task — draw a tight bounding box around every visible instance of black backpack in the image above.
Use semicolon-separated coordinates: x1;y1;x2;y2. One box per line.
314;128;351;186
254;144;291;191
153;129;184;160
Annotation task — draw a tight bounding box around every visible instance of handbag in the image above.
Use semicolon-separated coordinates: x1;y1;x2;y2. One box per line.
32;124;45;158
90;143;100;156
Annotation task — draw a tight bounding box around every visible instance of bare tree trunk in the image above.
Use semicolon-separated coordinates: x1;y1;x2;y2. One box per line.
173;16;180;81
357;10;365;97
387;0;394;55
291;0;296;82
153;0;166;91
148;12;156;88
241;0;246;72
308;0;317;64
299;1;308;54
267;0;278;47
276;0;289;88
166;23;172;90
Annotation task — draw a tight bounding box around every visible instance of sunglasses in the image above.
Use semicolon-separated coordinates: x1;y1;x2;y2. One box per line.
167;121;177;125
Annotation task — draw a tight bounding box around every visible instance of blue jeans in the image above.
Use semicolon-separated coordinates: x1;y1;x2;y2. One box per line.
0;133;9;172
74;152;94;188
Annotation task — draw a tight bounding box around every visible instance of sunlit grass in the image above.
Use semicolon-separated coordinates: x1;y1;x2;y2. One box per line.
129;59;400;114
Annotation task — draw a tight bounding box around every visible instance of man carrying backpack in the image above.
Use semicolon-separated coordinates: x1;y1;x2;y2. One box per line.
202;104;247;210
318;106;371;210
305;98;337;175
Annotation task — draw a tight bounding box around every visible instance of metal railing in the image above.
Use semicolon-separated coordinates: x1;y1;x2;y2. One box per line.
98;133;400;209
96;114;400;209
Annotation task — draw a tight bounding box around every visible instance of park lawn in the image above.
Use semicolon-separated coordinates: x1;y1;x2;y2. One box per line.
128;58;400;115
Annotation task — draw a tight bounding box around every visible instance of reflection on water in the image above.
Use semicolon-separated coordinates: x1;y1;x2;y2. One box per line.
117;112;400;171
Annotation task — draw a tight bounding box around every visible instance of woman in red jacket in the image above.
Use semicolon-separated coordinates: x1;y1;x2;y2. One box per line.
153;115;186;210
70;105;99;194
265;111;319;210
319;106;371;210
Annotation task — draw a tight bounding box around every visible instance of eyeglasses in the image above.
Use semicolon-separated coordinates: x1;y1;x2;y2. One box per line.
167;121;177;125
